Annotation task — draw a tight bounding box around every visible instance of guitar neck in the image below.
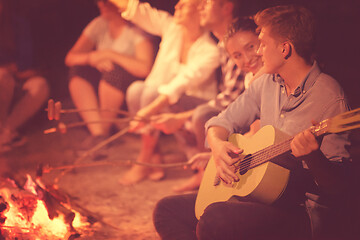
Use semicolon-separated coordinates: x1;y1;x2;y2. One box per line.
238;107;360;172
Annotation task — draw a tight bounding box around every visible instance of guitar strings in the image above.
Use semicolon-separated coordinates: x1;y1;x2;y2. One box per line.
234;138;293;172
230;108;360;173
237;138;292;170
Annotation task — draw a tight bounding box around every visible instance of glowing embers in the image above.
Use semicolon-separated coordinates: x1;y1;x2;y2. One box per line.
0;176;90;240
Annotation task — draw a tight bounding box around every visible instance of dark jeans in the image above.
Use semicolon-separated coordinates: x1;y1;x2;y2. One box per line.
153;193;312;240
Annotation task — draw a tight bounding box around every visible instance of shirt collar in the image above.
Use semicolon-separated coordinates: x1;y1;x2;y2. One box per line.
273;61;321;96
299;60;321;95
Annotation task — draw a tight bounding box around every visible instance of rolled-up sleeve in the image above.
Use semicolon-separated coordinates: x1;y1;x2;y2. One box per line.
158;38;220;104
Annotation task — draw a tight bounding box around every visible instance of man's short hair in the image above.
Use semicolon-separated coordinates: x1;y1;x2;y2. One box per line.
224;17;258;44
254;5;316;64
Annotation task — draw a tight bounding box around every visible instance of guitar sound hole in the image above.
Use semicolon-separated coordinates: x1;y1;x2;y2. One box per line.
239;154;251;175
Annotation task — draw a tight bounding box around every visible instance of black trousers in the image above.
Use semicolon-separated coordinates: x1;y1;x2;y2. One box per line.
153;193;311;240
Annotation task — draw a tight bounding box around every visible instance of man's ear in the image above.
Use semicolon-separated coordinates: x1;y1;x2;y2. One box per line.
282;42;292;60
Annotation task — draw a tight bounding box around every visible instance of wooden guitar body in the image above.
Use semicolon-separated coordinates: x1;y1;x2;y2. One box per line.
195;125;291;220
195;108;360;220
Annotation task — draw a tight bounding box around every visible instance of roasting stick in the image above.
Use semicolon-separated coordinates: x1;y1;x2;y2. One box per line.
51;122;191;184
46;99;130;121
42;159;190;173
45;100;189;183
43;117;138;134
52;124;190;184
53;126;130;184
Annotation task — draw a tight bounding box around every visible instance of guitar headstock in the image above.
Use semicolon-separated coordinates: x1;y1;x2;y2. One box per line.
311;108;360;136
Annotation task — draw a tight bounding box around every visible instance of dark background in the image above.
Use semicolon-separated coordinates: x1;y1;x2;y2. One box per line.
10;0;360;108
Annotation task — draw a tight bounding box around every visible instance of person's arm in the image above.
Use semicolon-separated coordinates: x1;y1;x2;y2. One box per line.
102;37;154;78
150;109;195;134
64;33;95;67
109;0;129;12
111;0;172;37
291;129;346;194
128;94;170;132
207;126;243;184
65;31;118;73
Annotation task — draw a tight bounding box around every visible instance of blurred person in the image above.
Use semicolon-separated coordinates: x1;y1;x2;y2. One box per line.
0;0;50;153
153;5;352;239
151;0;262;192
110;0;220;185
65;0;154;145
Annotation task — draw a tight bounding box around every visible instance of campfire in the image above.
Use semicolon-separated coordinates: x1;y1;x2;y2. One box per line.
0;175;91;240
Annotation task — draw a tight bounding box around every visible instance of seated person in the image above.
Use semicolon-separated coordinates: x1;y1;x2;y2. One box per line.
151;16;263;192
65;0;154;143
0;0;50;153
153;5;352;240
109;0;220;185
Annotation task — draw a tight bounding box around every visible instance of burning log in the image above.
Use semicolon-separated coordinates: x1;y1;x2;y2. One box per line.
1;173;126;239
0;176;91;239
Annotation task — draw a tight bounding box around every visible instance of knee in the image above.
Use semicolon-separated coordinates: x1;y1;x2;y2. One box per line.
126;81;144;112
126;81;143;99
23;76;50;99
69;76;87;90
196;202;233;240
153;196;176;232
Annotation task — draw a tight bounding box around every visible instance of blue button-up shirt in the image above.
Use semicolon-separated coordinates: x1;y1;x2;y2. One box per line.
206;62;351;162
205;61;352;236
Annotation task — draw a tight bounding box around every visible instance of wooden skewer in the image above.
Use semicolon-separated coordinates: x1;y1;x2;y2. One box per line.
43;115;146;134
42;160;189;174
45;99;130;120
53;126;130;184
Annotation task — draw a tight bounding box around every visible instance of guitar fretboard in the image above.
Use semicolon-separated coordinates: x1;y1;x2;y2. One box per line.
236;138;293;173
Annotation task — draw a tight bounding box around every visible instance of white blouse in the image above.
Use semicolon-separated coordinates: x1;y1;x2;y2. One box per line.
122;0;220;104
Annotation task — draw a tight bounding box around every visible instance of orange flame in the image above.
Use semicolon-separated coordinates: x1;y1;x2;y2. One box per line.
1;187;90;239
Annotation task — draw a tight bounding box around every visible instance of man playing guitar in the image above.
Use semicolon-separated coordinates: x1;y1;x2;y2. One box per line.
153;5;355;240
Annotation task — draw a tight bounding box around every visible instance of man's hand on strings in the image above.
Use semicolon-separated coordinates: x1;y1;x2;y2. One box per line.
211;139;243;184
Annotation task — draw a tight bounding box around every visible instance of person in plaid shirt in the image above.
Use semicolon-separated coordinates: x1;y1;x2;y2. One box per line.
151;0;262;192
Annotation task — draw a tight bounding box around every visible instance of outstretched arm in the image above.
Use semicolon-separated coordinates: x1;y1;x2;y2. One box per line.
129;94;170;132
151;110;195;134
109;0;129;12
64;33;96;67
102;38;154;78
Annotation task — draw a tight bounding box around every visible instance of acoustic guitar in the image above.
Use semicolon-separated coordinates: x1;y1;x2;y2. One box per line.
195;108;360;220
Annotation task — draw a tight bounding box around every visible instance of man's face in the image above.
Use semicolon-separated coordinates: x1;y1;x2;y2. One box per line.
257;27;284;74
174;0;198;26
226;30;262;74
199;0;225;30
